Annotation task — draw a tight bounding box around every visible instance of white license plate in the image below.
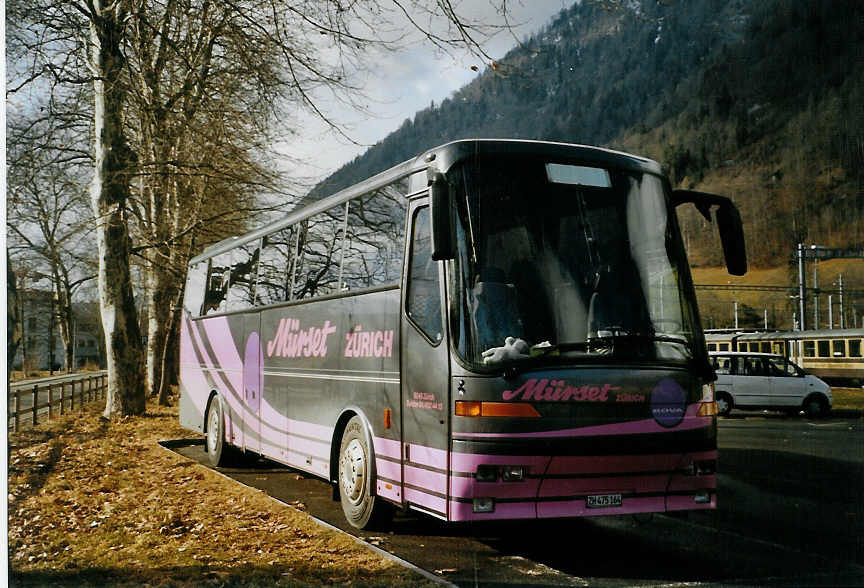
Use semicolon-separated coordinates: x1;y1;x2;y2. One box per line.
586;493;623;508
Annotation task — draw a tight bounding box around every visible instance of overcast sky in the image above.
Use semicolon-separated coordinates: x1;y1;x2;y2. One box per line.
280;1;576;183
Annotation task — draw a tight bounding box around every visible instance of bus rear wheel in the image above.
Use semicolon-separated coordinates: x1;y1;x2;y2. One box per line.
338;416;393;529
205;396;230;467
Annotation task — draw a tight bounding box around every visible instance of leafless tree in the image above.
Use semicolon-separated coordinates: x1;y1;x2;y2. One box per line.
6;91;97;374
7;0;517;418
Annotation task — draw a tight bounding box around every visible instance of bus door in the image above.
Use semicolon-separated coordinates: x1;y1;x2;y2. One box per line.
242;312;262;454
401;202;451;518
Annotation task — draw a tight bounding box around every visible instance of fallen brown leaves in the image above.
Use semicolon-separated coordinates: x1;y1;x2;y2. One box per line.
8;400;430;586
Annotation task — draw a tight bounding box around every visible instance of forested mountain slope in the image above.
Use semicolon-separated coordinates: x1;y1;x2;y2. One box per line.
308;0;863;268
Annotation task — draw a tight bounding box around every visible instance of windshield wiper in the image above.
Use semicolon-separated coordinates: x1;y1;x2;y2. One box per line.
529;341;589;357
588;332;690;348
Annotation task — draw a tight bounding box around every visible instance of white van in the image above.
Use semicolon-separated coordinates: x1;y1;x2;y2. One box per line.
709;351;832;418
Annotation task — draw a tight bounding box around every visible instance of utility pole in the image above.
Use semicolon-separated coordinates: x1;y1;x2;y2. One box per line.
839;274;845;329
813;257;819;330
828;294;833;329
734;301;739;330
797;243;806;330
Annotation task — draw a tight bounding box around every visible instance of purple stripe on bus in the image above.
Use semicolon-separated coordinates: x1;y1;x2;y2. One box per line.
450;453;551;475
449;501;537;521
452;405;709;439
202;316;243;370
373;436;402;460
375;458;402;483
179;363;210;402
285;449;329;476
404;487;447;514
289;435;330;461
187;319;241;404
537;495;666;518
407;444;448;470
404;465;447;495
449;477;542;500
376;482;402;503
288;418;333;441
537;474;671;497
185;318;246;442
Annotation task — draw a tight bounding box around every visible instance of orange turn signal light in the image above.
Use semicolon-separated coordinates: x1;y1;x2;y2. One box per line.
697;401;718;417
455;401;540;418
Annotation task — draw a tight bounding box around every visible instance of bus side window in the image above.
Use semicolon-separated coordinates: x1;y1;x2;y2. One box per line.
342;182;408;290
295;206;345;300
803;340;815;357
257;227;296;306
850;339;862;358
832;339;845;357
202;251;232;315
406;207;443;342
184;261;209;317
227;242;259;311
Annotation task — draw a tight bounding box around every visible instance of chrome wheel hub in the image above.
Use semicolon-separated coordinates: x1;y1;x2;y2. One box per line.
340;439;366;505
207;405;220;453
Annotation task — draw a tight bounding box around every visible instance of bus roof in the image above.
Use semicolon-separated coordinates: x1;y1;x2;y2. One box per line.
190;139;664;265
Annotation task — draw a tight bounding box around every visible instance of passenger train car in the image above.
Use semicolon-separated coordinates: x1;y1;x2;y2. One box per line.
706;329;864;385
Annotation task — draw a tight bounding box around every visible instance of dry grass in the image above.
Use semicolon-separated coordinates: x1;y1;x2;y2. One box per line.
7;400;432;587
831;387;864;411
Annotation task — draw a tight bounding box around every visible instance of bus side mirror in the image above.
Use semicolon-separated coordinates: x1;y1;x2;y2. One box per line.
430;172;455;260
672;189;747;276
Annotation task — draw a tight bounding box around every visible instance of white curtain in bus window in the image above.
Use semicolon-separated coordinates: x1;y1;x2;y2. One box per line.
625;174;684;340
202;251;231;315
341;181;408;290
406;207;443;342
227;242;260;311
184;261;209;317
294;205;345;300
257;227;296;305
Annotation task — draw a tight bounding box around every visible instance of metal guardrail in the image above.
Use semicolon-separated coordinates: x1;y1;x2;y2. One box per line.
8;372;108;431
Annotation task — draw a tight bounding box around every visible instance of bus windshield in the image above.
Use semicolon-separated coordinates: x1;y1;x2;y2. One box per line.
449;155;702;369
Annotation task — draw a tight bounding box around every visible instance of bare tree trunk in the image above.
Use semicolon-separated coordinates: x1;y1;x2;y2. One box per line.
146;262;172;396
157;283;184;406
89;2;146;419
7;251;22;383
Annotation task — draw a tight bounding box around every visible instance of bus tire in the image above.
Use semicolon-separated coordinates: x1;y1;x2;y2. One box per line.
803;395;829;419
716;392;733;417
338;416;393;529
205;396;230;467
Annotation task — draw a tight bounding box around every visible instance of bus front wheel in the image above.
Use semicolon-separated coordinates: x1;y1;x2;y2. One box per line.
338;416;393;529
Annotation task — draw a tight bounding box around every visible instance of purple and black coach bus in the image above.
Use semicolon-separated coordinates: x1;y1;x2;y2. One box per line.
179;139;747;529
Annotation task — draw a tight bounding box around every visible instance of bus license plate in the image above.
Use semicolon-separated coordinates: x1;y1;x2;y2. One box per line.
586;493;623;508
